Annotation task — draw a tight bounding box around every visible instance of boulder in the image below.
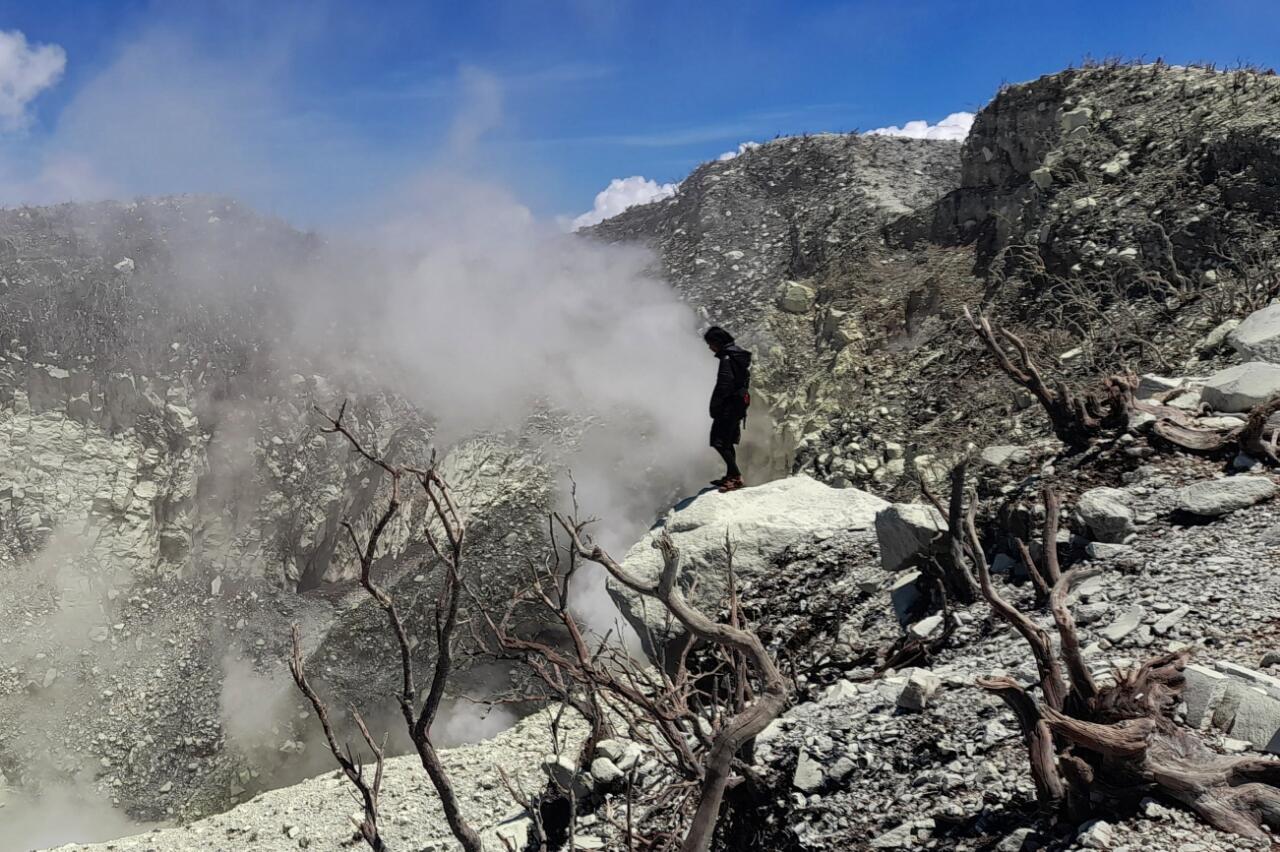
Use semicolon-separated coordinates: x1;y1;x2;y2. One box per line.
1201;362;1280;413
1076;487;1135;543
889;570;924;624
607;476;888;650
590;757;625;787
1228;303;1280;362
1177;476;1277;517
897;668;942;711
1183;664;1230;729
793;750;825;792
1198;318;1241;354
778;281;816;313
978;445;1030;467
1060;106;1092;132
875;503;947;571
1228;687;1280;754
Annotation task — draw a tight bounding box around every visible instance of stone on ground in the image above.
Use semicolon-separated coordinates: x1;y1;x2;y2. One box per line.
1177;476;1277;517
1201;361;1280;412
1076;487;1135;543
875;502;947;571
1228;303;1280;362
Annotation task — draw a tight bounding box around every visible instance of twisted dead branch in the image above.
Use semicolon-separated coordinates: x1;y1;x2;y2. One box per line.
963;306;1133;450
555;520;789;852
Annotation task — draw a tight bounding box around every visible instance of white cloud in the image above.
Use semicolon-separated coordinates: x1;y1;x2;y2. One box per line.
716;140;760;161
0;29;66;130
571;175;677;230
866;111;974;142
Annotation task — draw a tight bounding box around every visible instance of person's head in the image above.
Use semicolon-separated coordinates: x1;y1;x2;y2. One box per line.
703;326;734;354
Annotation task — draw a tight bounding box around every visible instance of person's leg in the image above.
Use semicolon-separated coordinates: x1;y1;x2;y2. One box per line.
715;442;741;478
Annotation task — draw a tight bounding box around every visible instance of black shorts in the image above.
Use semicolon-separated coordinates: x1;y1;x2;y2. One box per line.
710;414;742;448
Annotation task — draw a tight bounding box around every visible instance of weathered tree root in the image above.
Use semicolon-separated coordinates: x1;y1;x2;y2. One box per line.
974;488;1280;845
963;307;1133;450
1135;387;1280;464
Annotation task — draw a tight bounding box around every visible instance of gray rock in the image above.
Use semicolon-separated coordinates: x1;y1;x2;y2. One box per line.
889;570;923;625
778;281;816;313
1199;318;1242;354
979;445;1030;467
875;502;947;571
897;668;942;711
1100;605;1145;644
1060;106;1093;132
1153;605;1190;635
1085;541;1132;560
1136;373;1184;398
1228;303;1280;362
907;614;944;640
594;739;645;772
793;750;825;792
590;757;624;787
1077;487;1135;543
1201;361;1280;412
1076;819;1115;849
1177;476;1278;517
1227;687;1280;754
608;476;888;650
1215;662;1280;698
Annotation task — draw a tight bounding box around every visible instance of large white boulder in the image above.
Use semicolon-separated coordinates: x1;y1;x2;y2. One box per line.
607;476;888;650
1201;362;1280;413
1228;304;1280;363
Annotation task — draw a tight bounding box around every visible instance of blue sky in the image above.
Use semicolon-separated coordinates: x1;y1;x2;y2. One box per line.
0;0;1278;225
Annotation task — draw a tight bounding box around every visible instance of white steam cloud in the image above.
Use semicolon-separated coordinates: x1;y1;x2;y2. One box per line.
571;175;678;230
0;29;65;131
866;111;974;141
717;140;760;161
0;17;729;846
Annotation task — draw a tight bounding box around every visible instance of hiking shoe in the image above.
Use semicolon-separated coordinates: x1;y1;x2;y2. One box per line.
718;476;745;493
709;477;728;487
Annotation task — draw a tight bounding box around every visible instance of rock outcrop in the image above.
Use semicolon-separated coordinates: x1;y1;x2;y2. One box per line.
607;476;887;652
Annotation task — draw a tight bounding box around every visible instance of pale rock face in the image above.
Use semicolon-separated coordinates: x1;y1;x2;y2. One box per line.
1177;476;1278;517
1201;361;1280;412
607;476;887;650
1228;303;1280;363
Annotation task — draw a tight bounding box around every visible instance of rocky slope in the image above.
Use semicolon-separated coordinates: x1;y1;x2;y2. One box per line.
11;61;1280;852
0;199;564;829
592;63;1280;500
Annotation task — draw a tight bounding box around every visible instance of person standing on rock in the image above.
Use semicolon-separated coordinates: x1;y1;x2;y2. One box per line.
704;326;752;493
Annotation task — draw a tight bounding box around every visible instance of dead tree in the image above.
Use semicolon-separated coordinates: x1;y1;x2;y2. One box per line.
468;519;782;852
972;487;1280;844
288;402;483;852
546;521;789;852
1127;385;1280;464
289;625;388;851
963;306;1132;450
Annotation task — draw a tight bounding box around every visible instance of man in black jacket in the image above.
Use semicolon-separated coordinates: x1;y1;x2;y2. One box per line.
704;326;752;492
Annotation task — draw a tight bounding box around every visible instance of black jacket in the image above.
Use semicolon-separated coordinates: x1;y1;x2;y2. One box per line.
709;344;752;419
